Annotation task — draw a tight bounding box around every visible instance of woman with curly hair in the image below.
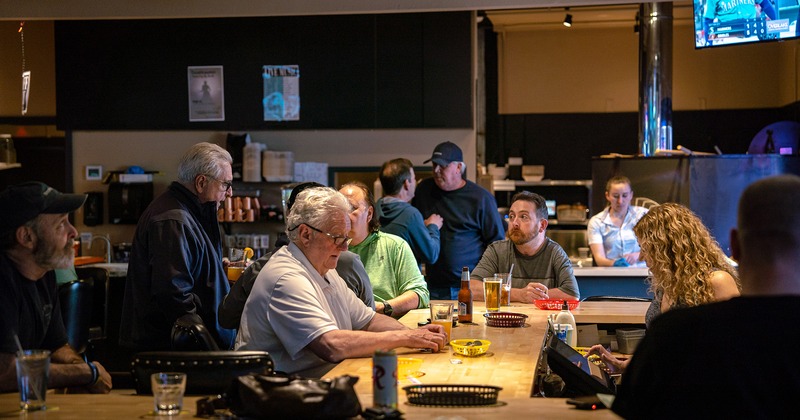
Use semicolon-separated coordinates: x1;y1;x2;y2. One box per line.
587;203;740;373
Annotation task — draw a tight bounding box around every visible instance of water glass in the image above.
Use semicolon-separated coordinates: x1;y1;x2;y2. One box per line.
496;273;512;306
151;372;187;415
483;277;502;312
16;349;50;411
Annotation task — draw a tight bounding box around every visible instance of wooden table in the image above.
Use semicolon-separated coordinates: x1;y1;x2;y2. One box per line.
0;301;645;419
0;392;615;419
323;301;646;418
0;391;201;419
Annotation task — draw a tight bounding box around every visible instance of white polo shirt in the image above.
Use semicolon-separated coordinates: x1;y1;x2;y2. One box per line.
235;242;374;377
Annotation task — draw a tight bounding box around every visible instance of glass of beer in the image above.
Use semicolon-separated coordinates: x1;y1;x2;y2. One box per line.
496;273;512;306
483;277;502;312
429;303;453;348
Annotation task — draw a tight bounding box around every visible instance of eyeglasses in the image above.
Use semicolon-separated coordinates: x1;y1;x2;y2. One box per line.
206;175;233;192
289;223;352;247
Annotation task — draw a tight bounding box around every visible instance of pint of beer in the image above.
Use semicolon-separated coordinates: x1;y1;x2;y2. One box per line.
483;278;502;312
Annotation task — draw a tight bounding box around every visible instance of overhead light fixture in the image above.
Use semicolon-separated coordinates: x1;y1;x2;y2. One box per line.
563;9;573;27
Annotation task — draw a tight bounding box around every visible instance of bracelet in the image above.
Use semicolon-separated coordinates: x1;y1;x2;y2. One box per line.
87;361;99;386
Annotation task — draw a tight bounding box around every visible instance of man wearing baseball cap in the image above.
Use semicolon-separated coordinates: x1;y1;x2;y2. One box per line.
412;142;505;299
0;182;112;393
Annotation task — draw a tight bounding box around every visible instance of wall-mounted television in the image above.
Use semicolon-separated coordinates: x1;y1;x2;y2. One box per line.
694;0;799;49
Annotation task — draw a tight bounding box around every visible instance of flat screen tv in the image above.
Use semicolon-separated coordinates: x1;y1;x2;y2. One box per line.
694;0;799;49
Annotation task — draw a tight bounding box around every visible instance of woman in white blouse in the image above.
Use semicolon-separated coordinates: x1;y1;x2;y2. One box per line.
586;176;649;267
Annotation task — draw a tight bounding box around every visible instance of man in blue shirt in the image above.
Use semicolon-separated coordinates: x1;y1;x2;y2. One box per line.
412;142;505;299
377;158;442;266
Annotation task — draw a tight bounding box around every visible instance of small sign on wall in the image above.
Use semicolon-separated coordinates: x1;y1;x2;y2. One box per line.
263;65;300;122
188;66;225;122
21;71;31;115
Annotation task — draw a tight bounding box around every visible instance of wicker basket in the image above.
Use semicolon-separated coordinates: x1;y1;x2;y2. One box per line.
483;312;528;328
403;384;502;406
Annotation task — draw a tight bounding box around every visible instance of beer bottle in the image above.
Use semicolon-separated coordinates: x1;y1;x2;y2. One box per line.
457;266;473;323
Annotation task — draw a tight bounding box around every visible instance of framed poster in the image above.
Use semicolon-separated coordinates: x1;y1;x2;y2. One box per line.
263;65;300;121
188;66;225;121
21;71;31;115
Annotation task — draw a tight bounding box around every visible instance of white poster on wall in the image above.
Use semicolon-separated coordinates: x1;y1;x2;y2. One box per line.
188;66;225;122
262;65;300;121
21;71;31;115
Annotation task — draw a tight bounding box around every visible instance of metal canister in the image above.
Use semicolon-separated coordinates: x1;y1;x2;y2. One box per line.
372;349;397;409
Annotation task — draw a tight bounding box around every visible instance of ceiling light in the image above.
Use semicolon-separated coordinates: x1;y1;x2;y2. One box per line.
563;11;572;27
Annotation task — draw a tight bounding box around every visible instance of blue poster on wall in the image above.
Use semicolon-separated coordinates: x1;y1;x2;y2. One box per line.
262;65;300;122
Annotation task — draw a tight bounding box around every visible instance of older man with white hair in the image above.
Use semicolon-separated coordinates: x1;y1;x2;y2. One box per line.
236;187;445;378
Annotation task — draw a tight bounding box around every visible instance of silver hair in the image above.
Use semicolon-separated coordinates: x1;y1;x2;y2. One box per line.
458;161;467;175
177;142;232;183
286;187;350;242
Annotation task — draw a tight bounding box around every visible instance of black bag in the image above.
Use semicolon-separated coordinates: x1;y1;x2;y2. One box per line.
227;373;362;419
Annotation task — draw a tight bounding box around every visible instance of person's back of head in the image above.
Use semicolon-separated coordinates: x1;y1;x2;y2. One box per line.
177;142;232;184
735;175;800;293
379;158;413;196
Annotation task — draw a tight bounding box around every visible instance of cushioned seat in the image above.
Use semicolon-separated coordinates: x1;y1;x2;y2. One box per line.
132;351;274;395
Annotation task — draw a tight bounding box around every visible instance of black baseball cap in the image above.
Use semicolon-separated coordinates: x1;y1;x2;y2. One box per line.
0;182;87;236
423;141;463;166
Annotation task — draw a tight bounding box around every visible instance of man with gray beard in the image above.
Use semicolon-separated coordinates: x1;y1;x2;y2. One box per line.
469;191;579;302
0;182;112;393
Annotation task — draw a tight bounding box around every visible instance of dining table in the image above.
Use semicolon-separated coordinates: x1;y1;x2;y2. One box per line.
0;300;647;419
322;300;648;418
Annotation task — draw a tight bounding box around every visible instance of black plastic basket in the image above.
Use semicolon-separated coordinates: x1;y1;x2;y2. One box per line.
484;312;528;328
402;384;502;406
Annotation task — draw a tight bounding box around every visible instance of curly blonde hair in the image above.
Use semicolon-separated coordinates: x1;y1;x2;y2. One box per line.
634;203;739;307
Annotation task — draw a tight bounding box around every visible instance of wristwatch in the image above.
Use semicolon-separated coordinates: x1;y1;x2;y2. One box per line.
383;302;393;317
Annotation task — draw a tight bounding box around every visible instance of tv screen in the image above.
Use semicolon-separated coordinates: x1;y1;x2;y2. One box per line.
694;0;799;49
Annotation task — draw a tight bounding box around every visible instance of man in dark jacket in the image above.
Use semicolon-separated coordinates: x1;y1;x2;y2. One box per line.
120;142;236;351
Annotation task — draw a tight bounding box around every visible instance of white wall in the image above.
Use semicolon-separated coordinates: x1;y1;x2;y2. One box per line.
497;23;800;113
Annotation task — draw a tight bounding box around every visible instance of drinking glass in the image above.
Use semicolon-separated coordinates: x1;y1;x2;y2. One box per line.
16;350;50;411
429;303;453;347
151;372;187;415
483;277;502;312
227;262;246;283
496;273;512;306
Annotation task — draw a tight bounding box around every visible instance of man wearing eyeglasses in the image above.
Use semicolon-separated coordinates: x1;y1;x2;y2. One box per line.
236;187;445;378
120;142;236;351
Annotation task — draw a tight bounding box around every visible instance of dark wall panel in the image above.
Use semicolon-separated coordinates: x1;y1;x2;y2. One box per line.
492;103;799;181
55;13;472;131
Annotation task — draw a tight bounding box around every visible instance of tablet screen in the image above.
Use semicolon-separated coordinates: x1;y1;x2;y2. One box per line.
545;334;616;396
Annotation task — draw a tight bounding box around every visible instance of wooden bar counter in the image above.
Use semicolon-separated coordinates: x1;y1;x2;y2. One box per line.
0;301;646;419
324;300;647;418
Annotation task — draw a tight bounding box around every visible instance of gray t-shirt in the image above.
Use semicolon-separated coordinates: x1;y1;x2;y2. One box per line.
471;238;579;299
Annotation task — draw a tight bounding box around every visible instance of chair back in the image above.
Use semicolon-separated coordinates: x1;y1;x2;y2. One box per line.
171;314;221;351
581;295;652;303
132;351;274;395
75;266;110;338
633;197;659;209
58;279;94;354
